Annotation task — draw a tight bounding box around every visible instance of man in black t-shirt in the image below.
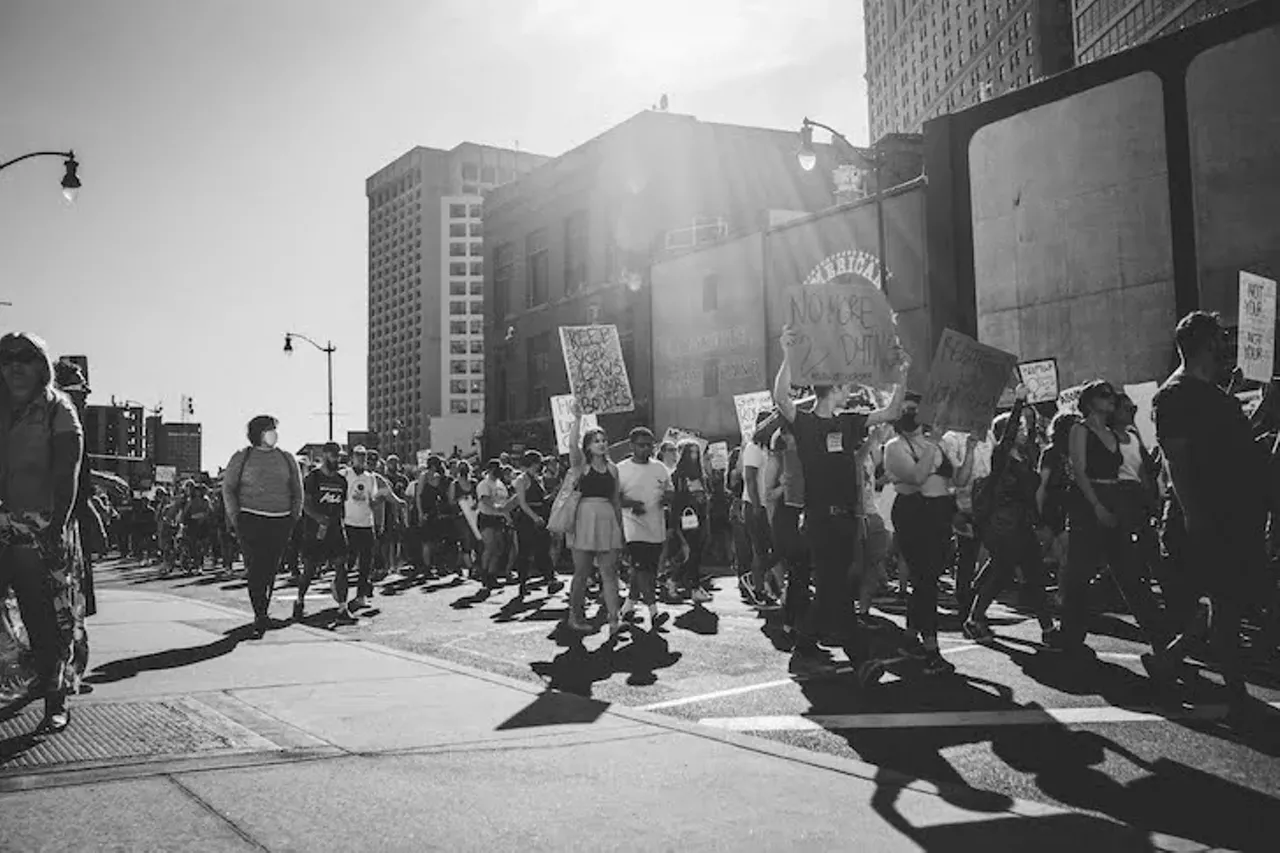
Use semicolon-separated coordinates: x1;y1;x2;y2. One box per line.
1150;311;1268;710
294;441;349;623
774;323;909;686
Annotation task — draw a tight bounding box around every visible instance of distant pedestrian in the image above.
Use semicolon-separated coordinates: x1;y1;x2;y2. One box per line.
222;415;304;638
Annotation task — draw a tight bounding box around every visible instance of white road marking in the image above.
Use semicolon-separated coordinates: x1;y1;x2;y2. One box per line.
697;701;1280;732
638;680;797;711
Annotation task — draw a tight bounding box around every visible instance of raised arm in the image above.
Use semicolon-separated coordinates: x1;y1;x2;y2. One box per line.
568;399;586;468
773;325;797;423
866;344;911;426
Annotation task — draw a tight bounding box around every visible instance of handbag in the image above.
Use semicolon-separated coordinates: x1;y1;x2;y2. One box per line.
547;468;583;536
680;507;700;531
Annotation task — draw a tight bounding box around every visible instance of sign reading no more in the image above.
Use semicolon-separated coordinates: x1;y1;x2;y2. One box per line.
783;283;899;388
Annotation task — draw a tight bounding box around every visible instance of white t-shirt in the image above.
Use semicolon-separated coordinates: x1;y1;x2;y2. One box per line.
343;468;377;528
617;458;671;544
740;441;767;504
1118;429;1145;482
476;476;509;515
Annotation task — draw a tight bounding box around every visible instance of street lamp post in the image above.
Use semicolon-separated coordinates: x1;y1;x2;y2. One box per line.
284;332;336;442
797;118;888;294
0;150;81;202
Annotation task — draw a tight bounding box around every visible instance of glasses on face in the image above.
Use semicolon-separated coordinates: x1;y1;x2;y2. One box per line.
0;350;41;367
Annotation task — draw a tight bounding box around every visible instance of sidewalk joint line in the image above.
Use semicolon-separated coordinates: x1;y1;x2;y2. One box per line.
166;774;271;851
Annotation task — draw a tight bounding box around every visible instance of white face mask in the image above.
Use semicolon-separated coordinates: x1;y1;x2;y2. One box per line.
262;429;279;448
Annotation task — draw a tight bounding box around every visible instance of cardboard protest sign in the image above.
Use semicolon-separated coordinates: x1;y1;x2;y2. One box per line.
733;391;774;444
707;441;729;471
416;450;431;469
1123;382;1159;451
1238;271;1276;383
154;465;177;485
551;394;600;456
1236;387;1265;419
1057;383;1087;414
559;325;635;415
918;329;1018;435
783;282;899;387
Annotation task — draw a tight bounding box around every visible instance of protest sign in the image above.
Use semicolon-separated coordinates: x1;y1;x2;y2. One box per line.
1057;383;1087;414
1123;382;1159;450
154;465;177;485
416;450;431;469
707;441;729;471
783;282;899;387
997;358;1060;408
551;394;600;456
559;325;635;415
918;329;1018;435
1238;271;1276;383
733;390;774;444
663;427;709;456
1236;387;1264;418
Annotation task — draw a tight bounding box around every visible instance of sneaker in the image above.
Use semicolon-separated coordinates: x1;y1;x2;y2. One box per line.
332;605;357;625
350;596;369;611
738;575;763;607
691;587;713;604
962;619;995;643
546;578;565;595
757;591;783;612
855;658;887;688
921;652;956;676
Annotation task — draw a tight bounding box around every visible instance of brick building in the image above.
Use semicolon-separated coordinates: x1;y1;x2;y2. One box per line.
1073;0;1259;63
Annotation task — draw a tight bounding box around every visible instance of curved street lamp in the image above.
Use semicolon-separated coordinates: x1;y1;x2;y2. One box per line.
0;150;81;203
284;332;337;441
796;118;888;294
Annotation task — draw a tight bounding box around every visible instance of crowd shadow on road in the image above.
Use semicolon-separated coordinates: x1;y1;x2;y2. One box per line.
529;624;681;697
495;687;610;730
85;625;253;685
673;604;718;636
795;644;1280;851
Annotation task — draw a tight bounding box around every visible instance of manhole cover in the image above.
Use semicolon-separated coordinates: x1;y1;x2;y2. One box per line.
0;697;278;771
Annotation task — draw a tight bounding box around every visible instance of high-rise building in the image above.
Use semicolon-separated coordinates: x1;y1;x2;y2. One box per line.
366;144;549;460
1072;0;1259;63
864;0;1075;140
84;404;144;462
156;422;202;476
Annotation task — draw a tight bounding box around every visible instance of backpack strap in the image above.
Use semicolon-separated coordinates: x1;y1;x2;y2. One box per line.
233;446;253;500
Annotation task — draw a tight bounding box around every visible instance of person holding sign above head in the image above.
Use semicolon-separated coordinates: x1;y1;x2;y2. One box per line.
773;324;909;687
565;400;626;639
885;392;980;675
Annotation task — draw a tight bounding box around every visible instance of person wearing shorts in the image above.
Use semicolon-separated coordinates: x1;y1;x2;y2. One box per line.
618;427;673;630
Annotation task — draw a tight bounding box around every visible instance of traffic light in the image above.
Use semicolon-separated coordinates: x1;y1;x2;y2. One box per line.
187;398;195;416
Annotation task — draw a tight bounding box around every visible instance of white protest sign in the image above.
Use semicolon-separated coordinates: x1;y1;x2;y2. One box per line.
559;325;635;415
663;427;708;456
1057;383;1087;414
1238;271;1276;383
707;441;729;471
733;391;774;444
551;394;599;456
1019;358;1060;404
416;450;431;469
154;465;177;485
1123;382;1159;451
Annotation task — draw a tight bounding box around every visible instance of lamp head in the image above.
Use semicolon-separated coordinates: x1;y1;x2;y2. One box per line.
797;123;817;172
283;334;294;353
61;155;81;203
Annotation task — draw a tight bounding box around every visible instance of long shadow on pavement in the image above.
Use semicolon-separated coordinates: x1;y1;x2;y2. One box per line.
495;687;610;729
85;625;254;685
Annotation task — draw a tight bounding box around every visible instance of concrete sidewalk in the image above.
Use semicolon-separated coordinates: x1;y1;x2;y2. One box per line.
0;588;1183;852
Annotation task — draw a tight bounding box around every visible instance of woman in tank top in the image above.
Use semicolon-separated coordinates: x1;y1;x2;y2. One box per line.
565;402;625;637
1056;381;1168;657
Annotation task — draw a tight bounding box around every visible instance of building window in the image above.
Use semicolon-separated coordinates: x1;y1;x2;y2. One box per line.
451;399;468;414
470;319;483;334
461;163;478;181
450;380;468;395
470;281;483;296
703;357;719;398
451;360;467;375
450;340;467;354
563;210;588;295
450;281;467;296
702;274;719;312
469;379;483;394
469;221;483;237
449;204;466;219
525;332;550;415
449;223;467;238
449;301;466;315
470;400;483;414
470;340;484;354
449;242;467;257
450;262;467;276
469;300;484;315
493;241;514;319
526;228;549;307
470;260;483;276
469;204;482;218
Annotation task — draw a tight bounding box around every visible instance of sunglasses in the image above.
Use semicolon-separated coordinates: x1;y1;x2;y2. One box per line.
0;350;41;367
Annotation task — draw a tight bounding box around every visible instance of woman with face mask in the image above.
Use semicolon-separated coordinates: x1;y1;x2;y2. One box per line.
222;415;304;637
565;401;626;638
964;386;1057;642
0;332;87;733
884;392;978;675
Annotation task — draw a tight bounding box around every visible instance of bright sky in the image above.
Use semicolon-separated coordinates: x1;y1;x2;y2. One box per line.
0;0;868;470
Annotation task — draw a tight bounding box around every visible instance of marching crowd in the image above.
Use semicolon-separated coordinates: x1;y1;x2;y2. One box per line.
3;309;1279;736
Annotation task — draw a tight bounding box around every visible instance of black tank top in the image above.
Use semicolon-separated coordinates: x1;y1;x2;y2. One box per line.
1084;426;1122;480
524;475;549;519
579;465;614;499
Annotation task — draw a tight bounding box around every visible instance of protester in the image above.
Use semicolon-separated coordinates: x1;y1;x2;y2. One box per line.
1036;410;1079;576
0;332;87;733
773;323;908;686
417;456;453;577
671;439;712;603
512;450;563;597
738;411;776;608
475;458;511;591
295;441;348;623
566;402;626;637
617;427;673;630
54;360;99;618
222;415;304;637
449;460;478;576
339;446;380;614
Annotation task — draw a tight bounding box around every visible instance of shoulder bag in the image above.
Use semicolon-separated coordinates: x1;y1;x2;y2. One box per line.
547;466;583;536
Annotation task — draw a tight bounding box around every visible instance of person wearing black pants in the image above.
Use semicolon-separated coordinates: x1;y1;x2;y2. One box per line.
671;441;711;603
222;415;304;638
773;323;909;688
512;450;563;597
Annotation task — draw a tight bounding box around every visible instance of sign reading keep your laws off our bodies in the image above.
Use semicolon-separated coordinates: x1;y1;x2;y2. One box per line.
559;325;636;416
783;282;899;387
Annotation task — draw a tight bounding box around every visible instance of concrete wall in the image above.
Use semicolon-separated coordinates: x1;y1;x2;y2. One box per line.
969;72;1178;388
651;233;767;439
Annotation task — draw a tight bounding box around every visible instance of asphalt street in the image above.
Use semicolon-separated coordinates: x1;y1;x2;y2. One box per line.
97;555;1280;852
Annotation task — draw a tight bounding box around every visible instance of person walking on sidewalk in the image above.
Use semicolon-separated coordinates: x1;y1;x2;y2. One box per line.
222;415;304;638
773;324;908;687
294;442;349;623
617;427;673;630
512;450;563;597
340;446;379;614
0;332;87;734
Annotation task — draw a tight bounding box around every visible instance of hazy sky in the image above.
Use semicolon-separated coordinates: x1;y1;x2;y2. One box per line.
0;0;868;469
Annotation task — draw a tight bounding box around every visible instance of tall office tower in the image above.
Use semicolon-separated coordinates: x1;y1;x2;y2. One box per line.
1073;0;1259;63
864;0;1076;140
366;143;549;460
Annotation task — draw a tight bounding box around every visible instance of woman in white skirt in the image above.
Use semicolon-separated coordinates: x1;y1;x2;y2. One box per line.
566;402;625;637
